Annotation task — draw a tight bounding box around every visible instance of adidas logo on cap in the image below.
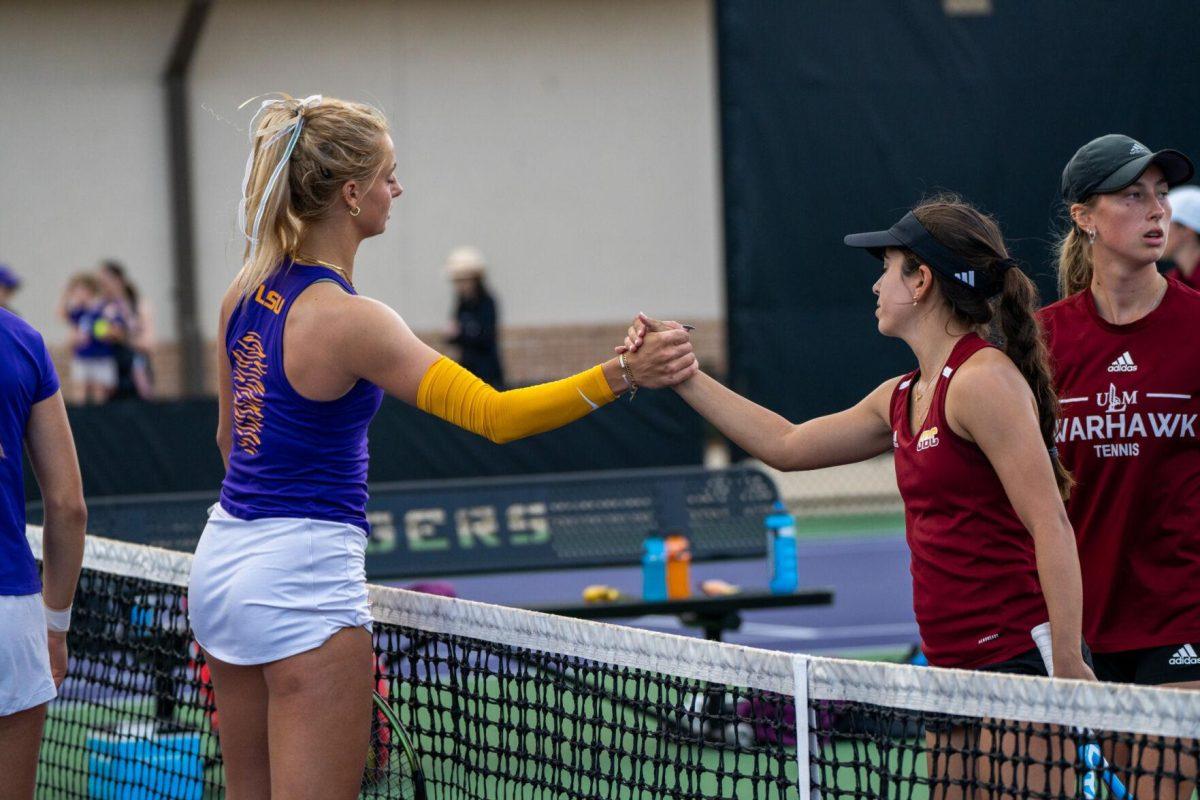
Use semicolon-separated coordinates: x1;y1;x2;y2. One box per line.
954;271;976;288
1130;142;1151;155
1169;643;1200;666
1107;351;1137;373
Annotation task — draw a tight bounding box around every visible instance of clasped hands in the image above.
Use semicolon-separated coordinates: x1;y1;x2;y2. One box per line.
613;312;698;390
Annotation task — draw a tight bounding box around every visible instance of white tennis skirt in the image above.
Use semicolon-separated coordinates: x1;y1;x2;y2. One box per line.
0;593;56;716
188;505;372;666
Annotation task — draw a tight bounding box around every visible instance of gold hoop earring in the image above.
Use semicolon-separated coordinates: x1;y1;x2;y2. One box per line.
349;206;361;217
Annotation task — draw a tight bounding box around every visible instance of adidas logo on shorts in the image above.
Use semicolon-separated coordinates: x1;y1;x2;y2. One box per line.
1107;351;1137;373
1169;644;1200;666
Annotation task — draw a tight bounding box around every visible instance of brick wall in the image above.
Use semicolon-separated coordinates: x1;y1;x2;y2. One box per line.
50;318;726;400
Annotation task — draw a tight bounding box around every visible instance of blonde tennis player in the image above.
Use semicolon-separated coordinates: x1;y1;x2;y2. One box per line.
187;94;698;800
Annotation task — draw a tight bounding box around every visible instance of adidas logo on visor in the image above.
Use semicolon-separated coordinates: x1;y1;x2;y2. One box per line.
954;271;976;288
1169;644;1200;666
1107;351;1137;373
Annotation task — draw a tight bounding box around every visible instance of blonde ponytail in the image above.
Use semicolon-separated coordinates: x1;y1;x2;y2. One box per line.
234;93;390;300
1054;226;1093;299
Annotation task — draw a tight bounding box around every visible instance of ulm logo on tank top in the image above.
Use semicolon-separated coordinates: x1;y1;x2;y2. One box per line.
916;427;940;452
1056;381;1196;459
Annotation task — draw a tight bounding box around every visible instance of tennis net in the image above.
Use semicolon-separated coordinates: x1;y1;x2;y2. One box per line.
28;528;1200;799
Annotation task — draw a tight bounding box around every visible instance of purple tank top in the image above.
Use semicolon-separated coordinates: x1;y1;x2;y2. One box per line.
219;260;384;532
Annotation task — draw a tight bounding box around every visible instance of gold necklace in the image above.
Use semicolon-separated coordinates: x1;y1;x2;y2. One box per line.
295;253;352;286
913;377;936;405
912;341;962;404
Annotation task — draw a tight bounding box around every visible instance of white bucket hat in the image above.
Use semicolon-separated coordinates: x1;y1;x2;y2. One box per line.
1169;186;1200;234
444;245;486;279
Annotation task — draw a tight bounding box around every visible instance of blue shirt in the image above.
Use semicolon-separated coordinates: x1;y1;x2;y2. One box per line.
219;261;384;533
70;302;120;359
0;310;60;594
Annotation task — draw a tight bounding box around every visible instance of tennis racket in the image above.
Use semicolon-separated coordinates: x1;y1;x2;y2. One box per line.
363;689;427;800
1031;623;1134;799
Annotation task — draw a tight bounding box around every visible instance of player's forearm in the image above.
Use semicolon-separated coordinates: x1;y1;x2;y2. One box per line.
673;371;797;469
418;356;617;444
41;497;86;612
1031;520;1086;668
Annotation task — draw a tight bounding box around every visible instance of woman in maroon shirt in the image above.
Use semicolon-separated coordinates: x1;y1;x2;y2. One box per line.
1162;185;1200;290
1042;134;1198;798
624;196;1093;795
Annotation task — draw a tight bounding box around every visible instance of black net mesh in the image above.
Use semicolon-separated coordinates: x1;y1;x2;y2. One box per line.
37;561;799;799
32;535;1200;799
809;699;1199;799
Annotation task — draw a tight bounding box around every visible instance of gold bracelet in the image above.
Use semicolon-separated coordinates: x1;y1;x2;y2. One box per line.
618;353;638;401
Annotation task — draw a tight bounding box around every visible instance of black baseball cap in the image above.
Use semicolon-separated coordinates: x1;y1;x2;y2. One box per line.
1061;134;1193;205
843;211;1011;297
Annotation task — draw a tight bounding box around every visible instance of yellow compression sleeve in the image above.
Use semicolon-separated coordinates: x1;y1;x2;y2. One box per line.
417;357;616;444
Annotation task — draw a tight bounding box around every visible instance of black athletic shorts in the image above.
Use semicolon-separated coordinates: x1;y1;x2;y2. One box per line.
1092;643;1200;686
979;641;1093;677
923;643;1093;732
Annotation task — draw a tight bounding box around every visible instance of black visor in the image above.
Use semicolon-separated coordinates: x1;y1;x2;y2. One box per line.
844;211;1006;298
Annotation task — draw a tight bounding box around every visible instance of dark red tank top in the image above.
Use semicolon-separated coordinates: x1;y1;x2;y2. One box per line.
891;333;1048;668
1039;278;1200;652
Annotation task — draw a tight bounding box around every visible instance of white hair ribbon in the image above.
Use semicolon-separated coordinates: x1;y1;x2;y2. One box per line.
236;95;323;259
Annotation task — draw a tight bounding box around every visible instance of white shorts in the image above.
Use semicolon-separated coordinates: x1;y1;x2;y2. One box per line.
0;593;56;716
71;357;117;388
187;506;372;666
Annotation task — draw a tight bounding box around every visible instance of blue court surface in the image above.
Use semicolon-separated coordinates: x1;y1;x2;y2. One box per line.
388;533;918;658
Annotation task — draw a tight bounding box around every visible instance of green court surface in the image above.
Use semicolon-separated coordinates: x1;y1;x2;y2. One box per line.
40;675;799;799
386;674;799;799
793;512;904;540
39;678;1156;800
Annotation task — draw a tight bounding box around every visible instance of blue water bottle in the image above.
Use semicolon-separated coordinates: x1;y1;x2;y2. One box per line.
642;536;668;601
766;501;798;594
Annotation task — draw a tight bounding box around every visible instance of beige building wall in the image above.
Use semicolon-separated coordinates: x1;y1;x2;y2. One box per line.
0;1;185;349
4;0;723;393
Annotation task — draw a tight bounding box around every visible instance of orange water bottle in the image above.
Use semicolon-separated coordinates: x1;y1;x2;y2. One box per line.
665;534;692;599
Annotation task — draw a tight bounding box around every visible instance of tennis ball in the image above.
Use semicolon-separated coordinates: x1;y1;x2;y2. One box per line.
582;585;620;603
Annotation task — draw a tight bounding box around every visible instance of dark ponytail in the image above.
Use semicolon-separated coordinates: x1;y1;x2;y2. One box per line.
995;267;1074;499
901;195;1073;499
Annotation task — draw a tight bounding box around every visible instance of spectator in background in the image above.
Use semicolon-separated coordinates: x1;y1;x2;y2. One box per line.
98;260;155;400
0;265;21;313
59;273;122;405
444;245;505;388
1163;185;1200;290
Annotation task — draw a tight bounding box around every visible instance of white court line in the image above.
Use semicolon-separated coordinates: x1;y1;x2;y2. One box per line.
631;615;918;642
738;621;919;641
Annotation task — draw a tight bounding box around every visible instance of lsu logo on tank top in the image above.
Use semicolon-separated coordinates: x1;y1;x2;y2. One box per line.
1039;279;1200;652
